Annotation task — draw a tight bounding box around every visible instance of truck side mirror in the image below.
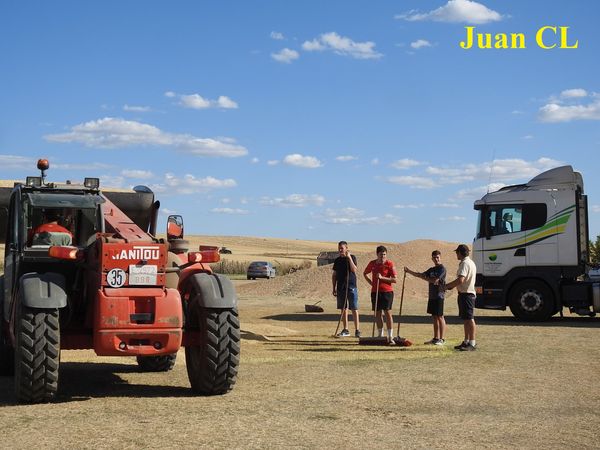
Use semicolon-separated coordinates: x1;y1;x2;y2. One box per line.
167;215;184;241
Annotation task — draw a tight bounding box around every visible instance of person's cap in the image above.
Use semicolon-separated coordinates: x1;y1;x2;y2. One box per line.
454;244;469;256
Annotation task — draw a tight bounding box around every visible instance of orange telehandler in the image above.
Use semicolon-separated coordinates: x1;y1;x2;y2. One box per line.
0;160;240;402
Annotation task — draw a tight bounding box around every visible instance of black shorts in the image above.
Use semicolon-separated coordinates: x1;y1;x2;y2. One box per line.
371;291;393;311
457;293;476;320
427;298;444;316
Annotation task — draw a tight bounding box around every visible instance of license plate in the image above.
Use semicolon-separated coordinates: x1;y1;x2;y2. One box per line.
129;265;158;285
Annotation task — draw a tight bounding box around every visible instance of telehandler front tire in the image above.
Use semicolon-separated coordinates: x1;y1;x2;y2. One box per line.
14;302;60;403
185;302;240;395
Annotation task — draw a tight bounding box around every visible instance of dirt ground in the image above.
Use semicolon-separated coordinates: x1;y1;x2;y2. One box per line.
1;239;599;449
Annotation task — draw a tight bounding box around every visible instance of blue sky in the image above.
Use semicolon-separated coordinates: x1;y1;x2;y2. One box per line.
1;1;599;243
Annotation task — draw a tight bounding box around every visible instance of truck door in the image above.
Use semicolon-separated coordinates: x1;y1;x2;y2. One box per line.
479;204;526;277
524;202;557;266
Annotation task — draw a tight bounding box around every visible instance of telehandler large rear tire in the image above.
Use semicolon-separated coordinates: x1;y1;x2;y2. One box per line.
185;303;240;395
136;353;177;372
14;301;60;403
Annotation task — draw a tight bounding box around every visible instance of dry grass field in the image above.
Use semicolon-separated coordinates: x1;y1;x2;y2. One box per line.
1;238;599;449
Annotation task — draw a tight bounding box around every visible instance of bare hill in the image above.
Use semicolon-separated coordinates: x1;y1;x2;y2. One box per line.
237;239;461;301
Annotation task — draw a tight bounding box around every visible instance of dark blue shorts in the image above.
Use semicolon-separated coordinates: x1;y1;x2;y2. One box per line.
458;293;476;320
427;298;444;316
337;287;358;310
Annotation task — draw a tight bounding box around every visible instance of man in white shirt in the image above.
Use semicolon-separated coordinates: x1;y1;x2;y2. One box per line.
444;244;477;351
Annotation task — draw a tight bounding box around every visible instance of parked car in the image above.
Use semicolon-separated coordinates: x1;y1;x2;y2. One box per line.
247;261;276;280
219;247;232;254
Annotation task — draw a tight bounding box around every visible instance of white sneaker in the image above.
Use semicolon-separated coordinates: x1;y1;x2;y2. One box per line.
433;339;445;346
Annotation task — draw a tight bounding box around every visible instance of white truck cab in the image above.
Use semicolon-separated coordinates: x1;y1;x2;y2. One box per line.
473;166;600;320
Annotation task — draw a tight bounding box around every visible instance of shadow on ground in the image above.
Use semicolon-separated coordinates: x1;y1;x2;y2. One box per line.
263;313;600;328
0;361;194;405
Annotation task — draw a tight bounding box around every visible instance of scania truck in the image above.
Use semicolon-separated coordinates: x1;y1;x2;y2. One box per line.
473;165;600;321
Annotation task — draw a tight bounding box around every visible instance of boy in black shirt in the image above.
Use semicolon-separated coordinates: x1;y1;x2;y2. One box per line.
332;241;360;337
404;250;446;345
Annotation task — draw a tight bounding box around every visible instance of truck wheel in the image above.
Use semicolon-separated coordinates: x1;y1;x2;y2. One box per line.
509;280;555;321
136;354;177;372
185;304;240;395
14;302;60;403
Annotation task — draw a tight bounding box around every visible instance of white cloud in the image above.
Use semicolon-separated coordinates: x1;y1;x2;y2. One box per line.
385;158;562;190
170;92;239;109
410;39;432;49
282;153;323;168
45;117;248;157
150;173;237;195
387;175;439;189
261;194;325;208
164;91;176;98
396;0;503;24
425;157;563;184
0;154;37;169
160;207;176;215
211;207;249;215
250;157;259;164
432;202;460;208
221;198;231;204
302;32;382;60
336;155;358;162
439;216;467;222
0;154;113;172
123;104;151;112
100;175;125;188
216;96;239;109
267;160;279;166
179;94;210;109
121;169;153;179
455;183;506;200
317;207;401;225
371;158;379;165
591;205;600;213
271;48;300;64
511;110;524;115
522;135;534;140
538;98;600;123
270;31;285;40
391;158;422;170
561;88;588;99
393;204;425;209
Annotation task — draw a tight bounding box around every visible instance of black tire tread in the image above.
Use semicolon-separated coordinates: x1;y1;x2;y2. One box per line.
185;307;240;395
15;306;60;403
136;353;177;372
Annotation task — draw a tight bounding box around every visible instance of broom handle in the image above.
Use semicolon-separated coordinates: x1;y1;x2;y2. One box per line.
371;276;380;337
396;271;407;337
333;266;350;336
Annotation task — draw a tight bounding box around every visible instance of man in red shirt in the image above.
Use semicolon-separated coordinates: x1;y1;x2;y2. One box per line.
363;245;397;342
32;210;73;246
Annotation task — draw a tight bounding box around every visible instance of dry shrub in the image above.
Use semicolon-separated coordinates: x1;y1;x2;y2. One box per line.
273;259;312;275
210;259;313;275
210;260;251;275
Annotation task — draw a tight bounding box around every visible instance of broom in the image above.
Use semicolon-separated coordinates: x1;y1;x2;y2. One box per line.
393;272;413;347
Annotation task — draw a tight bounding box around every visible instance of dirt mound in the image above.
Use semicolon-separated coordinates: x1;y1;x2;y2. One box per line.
237;239;462;301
